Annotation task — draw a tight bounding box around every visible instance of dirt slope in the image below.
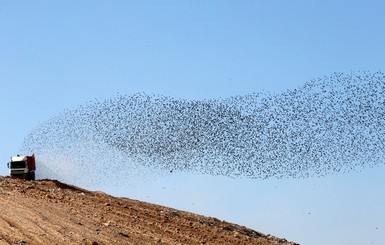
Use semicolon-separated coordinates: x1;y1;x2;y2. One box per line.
0;177;298;245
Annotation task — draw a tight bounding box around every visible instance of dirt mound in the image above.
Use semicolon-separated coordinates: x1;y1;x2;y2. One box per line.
0;177;298;245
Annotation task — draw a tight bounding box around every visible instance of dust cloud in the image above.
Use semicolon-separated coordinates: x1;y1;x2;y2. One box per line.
21;72;385;187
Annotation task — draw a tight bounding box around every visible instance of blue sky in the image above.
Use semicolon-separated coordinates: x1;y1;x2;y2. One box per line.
1;1;385;244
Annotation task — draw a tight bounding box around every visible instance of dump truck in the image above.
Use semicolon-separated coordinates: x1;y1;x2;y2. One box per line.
7;154;36;180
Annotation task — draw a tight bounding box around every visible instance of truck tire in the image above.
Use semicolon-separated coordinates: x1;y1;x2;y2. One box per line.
27;172;35;181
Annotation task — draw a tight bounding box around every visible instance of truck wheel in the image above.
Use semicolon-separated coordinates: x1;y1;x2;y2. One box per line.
28;172;35;181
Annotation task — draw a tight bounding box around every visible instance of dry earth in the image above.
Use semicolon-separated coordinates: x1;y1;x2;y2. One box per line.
0;177;298;245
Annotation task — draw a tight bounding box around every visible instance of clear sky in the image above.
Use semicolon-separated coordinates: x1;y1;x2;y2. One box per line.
1;1;385;244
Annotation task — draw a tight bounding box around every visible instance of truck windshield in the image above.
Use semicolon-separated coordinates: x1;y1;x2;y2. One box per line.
10;161;26;168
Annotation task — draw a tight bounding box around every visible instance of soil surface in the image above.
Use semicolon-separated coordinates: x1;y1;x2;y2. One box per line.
0;177;298;245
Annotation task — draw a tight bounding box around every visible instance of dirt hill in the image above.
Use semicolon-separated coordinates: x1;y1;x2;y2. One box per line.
0;177;298;245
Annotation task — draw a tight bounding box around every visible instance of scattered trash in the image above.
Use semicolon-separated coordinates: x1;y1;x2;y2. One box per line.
114;230;129;238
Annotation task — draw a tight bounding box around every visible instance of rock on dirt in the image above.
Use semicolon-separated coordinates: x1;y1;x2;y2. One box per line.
0;176;298;245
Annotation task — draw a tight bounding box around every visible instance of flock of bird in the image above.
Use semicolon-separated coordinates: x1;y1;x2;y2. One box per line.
21;71;385;186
